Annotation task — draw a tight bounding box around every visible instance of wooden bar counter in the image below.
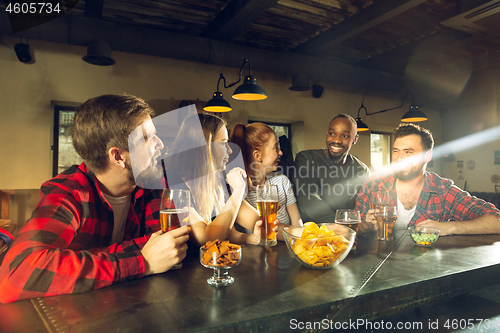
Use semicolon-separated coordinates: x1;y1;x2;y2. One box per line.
1;230;500;332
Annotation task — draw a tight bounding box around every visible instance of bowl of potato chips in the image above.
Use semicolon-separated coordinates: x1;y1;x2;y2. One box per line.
283;222;355;269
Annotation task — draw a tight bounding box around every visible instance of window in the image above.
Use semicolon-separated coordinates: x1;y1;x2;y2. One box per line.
370;132;392;171
248;120;291;140
53;105;82;176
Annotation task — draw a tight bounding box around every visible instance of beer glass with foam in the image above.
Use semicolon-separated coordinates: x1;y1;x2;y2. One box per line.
374;205;398;241
160;189;190;268
256;185;278;246
334;209;361;249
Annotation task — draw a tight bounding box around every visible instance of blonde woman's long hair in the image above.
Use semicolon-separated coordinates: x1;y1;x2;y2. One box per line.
167;113;227;224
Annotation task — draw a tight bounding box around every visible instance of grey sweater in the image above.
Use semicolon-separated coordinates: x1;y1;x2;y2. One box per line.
293;149;370;223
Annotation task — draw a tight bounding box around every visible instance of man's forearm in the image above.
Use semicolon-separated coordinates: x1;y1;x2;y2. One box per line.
420;214;500;235
449;214;500;235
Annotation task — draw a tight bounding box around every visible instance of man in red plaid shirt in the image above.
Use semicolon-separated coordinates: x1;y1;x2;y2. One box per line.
356;123;500;235
0;94;190;303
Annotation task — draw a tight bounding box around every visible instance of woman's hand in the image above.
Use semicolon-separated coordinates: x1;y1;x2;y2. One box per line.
225;167;247;192
245;218;279;245
245;220;263;245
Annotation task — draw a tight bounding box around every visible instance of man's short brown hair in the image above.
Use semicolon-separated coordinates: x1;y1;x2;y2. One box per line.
71;94;154;174
393;123;434;151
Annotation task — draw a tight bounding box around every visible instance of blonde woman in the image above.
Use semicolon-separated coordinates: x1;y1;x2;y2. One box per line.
165;114;266;246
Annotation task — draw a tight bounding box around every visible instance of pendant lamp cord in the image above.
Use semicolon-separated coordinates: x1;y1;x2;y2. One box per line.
358;90;410;118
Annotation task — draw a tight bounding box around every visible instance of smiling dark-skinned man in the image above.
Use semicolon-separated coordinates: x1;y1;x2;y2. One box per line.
294;114;370;223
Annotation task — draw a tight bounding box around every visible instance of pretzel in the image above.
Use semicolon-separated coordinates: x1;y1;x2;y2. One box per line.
201;239;241;267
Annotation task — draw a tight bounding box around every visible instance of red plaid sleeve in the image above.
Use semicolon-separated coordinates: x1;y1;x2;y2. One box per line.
355;180;372;222
443;185;500;221
0;164;161;303
412;173;500;225
356;172;500;227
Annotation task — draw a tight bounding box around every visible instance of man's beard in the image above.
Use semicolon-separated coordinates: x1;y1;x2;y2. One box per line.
394;164;425;181
326;145;348;164
127;160;163;188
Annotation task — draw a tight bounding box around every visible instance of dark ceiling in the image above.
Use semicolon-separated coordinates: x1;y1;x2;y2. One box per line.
1;0;500;101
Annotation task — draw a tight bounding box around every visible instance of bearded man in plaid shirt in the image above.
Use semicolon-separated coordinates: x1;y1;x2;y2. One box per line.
0;94;190;303
356;123;500;235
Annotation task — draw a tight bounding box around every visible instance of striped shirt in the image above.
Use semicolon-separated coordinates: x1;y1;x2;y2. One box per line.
246;172;297;225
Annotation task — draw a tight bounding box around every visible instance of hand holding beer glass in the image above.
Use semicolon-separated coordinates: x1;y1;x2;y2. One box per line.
256;185;278;246
160;189;190;268
334;209;361;249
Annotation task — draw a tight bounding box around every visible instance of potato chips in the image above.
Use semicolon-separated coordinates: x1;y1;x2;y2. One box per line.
291;222;350;267
201;239;241;267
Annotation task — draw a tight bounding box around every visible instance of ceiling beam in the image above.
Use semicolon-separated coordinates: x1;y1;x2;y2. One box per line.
293;0;427;54
200;0;279;41
0;14;405;95
357;27;500;71
355;28;471;71
85;0;105;20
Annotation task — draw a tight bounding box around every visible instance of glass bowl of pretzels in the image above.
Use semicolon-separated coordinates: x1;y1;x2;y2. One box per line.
200;239;242;287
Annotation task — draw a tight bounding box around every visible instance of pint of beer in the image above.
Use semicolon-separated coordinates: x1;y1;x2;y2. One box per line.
160;208;189;233
256;185;278;246
334;209;361;233
334;209;361;249
370;189;390;210
160;189;190;268
374;205;397;241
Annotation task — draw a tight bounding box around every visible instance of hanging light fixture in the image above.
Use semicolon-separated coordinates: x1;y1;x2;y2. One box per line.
401;104;428;122
228;2;266;101
355;92;427;131
355;117;369;132
355;103;370;132
204;8;266;108
204;73;232;112
205;58;267;111
233;74;267;100
232;58;267;101
355;73;427;130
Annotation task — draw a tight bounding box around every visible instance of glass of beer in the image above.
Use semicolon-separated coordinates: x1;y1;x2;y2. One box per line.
160;189;190;268
374;205;398;241
335;209;361;249
256;185;278;246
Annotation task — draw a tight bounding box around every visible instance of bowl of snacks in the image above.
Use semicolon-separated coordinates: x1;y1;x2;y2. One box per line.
283;222;355;269
200;239;241;286
408;225;440;247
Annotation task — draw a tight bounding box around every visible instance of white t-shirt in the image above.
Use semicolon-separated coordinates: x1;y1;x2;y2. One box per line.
245;172;297;225
103;193;132;244
395;197;416;230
